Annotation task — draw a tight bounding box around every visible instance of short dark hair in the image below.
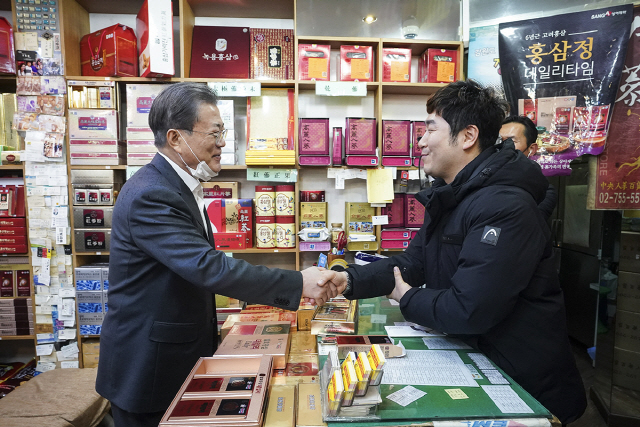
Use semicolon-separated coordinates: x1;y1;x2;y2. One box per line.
426;80;509;151
502;115;538;148
148;83;219;148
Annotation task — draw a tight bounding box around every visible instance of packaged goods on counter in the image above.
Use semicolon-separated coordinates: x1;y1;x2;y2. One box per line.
354;351;372;396
341;352;358;407
296;382;327;427
367;344;386;386
311;299;358;335
327;369;344;416
263;385;296;427
216;331;290;369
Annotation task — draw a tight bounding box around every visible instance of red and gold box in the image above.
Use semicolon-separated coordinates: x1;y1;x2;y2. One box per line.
250;28;294;80
339;45;374;82
345;118;376;155
405;194;425;228
382;120;411;156
136;0;174;77
0;270;13;297
381;195;405;228
298;118;329;155
420;48;458;84
190;26;250;79
382;48;411;82
298;44;330;81
0;17;15;75
80;24;138;77
214;233;246;251
206;199;253;249
16;270;30;297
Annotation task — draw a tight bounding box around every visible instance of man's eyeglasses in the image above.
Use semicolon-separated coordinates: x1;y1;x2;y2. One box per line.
186;129;228;146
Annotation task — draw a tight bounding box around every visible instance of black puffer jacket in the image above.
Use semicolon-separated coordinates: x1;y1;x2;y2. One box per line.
347;141;586;423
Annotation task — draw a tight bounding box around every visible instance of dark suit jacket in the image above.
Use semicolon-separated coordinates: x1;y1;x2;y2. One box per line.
96;154;303;413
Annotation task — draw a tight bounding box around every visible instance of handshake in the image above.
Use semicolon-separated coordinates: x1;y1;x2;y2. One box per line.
300;267;348;306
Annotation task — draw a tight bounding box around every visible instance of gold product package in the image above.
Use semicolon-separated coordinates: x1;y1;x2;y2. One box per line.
310;299;358;335
296;382;327;427
263;384;296;427
160;354;272;426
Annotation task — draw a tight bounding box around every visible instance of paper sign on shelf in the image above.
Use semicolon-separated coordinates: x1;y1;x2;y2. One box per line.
247;168;297;182
316;81;367;96
208;82;261;97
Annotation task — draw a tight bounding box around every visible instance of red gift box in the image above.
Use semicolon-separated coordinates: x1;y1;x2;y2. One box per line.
382;195;405;228
412;121;426;157
190;26;250;79
381;228;411;240
421;48;458;84
0;17;15;75
332;127;343;166
298;44;330;81
339;45;374;82
16;270;30;297
206;198;253;248
137;0;174;77
382;120;411;156
345;118;376;155
250;28;294;80
298;118;329;155
214;233;247;250
381;240;410;249
405;194;425;228
80;24;138;77
382;48;411;82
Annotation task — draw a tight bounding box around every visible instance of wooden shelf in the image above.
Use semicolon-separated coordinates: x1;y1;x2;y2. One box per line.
297;81;380;92
186;0;293;19
73;0;180;15
381;82;449;95
220;248;297;254
0;164;24;171
64;76;178;83
75;252;110;256
296;36;380;51
69;165;128;170
381;38;463;56
0;335;35;340
220;165;248;170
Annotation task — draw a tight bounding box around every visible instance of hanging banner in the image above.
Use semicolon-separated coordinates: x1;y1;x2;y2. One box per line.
588;8;640;209
499;5;633;176
468;25;505;99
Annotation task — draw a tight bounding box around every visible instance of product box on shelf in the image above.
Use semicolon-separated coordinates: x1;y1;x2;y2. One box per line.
0;17;15;75
79;312;103;335
190;26;250;79
420;48;458;84
332;127;343;166
339;45;374;82
299;191;325;202
382;120;411;156
126;152;156;166
405;194;425;228
80;24;138;77
77;291;104;314
412;120;426;166
381;196;404;228
346;202;377;252
202;182;239;199
15;270;30;297
298;44;330;81
126;140;157;153
345;118;376;155
74;229;112;252
70;152;125;166
298;156;331;166
382;48;411;82
137;0;174;77
250;28;294;80
381;239;410;249
0;270;13;297
68;109;118;140
67;80;116;109
381;157;411;167
298;118;329;155
73;207;114;229
214;232;246;251
2;94;19;149
346;155;379;166
206;199;253;248
126;84;167;127
75;266;102;291
300;202;327;229
126;127;155;140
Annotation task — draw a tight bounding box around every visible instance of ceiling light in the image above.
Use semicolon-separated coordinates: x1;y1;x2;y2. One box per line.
363;15;377;24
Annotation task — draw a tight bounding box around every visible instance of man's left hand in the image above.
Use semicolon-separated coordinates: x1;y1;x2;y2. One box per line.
387;266;411;303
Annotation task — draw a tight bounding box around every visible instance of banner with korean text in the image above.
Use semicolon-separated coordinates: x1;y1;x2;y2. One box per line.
499;5;633;176
588;8;640;209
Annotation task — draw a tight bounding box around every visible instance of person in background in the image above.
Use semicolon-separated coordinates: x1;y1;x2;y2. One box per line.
326;80;587;424
500;115;557;219
96;82;339;427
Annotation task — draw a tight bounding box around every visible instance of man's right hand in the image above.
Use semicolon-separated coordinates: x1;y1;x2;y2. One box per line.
301;267;340;306
316;270;348;295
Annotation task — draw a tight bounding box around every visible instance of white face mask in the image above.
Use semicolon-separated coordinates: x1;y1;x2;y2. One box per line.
176;131;219;181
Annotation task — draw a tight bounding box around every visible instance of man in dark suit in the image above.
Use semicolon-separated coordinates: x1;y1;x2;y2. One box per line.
96;83;338;427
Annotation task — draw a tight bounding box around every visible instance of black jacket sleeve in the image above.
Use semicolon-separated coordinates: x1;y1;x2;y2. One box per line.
538;184;558;220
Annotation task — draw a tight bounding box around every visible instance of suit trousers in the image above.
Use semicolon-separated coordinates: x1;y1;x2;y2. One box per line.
111;403;165;427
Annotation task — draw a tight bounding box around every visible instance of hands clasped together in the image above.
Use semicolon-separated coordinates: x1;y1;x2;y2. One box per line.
300;265;412;306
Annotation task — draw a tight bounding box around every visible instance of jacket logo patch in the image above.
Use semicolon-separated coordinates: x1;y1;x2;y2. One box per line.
481;226;501;246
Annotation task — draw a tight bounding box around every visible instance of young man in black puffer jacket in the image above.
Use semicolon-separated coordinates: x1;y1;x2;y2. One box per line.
328;80;587;424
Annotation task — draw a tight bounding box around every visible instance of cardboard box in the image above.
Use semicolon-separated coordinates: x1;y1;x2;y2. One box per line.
250;28;294;80
214;232;246;250
220;312;296;341
75;266;102;291
82;338;101;354
68;109;118;140
264;385;296;427
615;310;640;353
345;118;376;155
298;118;330;155
298;44;330;81
1;151;20;165
382;48;411;82
125;84;167;127
77;291;104;314
70;153;125;166
296;382;327;427
381;156;411;167
381;228;411;240
617;271;640;313
300;202;327;229
423;48;458;84
0;218;24;227
339;45;374;82
405;194;425;228
382;120;411;156
0;244;27;254
80;24;138;77
136;0;174;77
345;155;378;167
206;198;253;248
620;232;640;273
79;312;104;335
612;347;640;392
83;353;100;368
190;26;250;78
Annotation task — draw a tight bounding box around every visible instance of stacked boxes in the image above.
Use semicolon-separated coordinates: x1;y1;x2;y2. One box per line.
0;186;27;254
0;298;33;336
71;170;121;253
82;338;101;368
380;194;422;249
345;202;378;251
76;264;109;335
126;84;166;165
0;269;30;297
68;109;122;165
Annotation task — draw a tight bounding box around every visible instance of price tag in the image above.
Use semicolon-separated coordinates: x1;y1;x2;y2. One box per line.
316;81;367;96
247;168;297;182
208;82;261;97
